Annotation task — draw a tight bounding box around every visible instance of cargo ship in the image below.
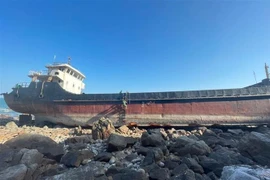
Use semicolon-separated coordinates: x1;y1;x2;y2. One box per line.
3;60;270;127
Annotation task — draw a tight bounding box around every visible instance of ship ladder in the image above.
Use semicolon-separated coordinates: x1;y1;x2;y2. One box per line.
122;91;129;109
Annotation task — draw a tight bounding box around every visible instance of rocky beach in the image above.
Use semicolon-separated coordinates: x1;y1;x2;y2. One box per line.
0;116;270;180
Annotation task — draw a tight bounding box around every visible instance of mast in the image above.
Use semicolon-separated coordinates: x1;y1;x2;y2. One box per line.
265;63;269;79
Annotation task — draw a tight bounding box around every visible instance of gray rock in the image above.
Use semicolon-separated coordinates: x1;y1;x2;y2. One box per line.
31;158;65;179
199;156;221;174
0;164;27;180
200;146;253;176
149;167;170;180
20;149;44;167
238;131;270;166
172;163;189;176
107;133;138;152
94;152;112;162
171;169;196;180
164;159;179;170
4;134;64;162
142;151;155;166
195;173;211;180
66;143;87;151
24;163;39;180
106;166;122;176
221;165;270;180
65;135;93;144
112;169;148;180
207;172;219;180
227;129;244;135
42;161;105;180
0;144;17;171
182;157;204;174
141;130;165;147
136;146;150;156
151;147;164;162
125;153;138;161
60;150;95;167
109;156;116;164
170;136;211;156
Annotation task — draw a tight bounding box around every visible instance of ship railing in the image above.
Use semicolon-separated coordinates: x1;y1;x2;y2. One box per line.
14;82;30;88
28;70;48;76
47;62;68;66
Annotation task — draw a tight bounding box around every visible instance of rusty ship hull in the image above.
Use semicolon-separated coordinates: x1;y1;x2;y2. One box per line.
3;80;270;127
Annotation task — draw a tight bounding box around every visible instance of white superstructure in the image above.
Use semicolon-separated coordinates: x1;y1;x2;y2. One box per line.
28;61;85;94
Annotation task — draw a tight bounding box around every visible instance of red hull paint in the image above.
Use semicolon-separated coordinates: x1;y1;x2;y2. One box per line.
55;99;270;116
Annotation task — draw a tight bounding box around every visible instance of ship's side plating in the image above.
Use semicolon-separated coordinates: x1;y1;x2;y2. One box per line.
4;81;270;126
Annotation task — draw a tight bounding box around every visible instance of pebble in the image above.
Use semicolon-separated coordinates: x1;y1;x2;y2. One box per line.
109;156;116;164
131;158;141;163
158;161;165;167
127;163;133;168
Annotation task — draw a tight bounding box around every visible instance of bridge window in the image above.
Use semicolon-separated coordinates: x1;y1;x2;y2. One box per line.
55;72;59;75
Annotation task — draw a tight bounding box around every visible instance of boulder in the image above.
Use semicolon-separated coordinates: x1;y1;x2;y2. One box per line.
5;121;18;129
20;149;44;167
60;150;95;167
171;163;189;176
107;133;138;152
94;152;112;162
182;157;204;174
142;151;155;166
164;159;179;170
171;168;196;180
141;130;166;147
227;129;244;135
112;169;148;180
0;144;17;171
221;165;270;180
207;172;219;180
149;167;170;180
169;136;211;156
92;117;115;140
42;161;105;179
200;146;253;176
65;135;93;144
199;156;221;174
31;158;64;179
238;131;270;166
4;134;64;162
0;164;28;180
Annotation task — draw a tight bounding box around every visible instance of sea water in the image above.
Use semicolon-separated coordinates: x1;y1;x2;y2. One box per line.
0;97;19;117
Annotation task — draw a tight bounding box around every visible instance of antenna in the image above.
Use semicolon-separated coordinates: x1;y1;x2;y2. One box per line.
265;63;269;79
53;55;56;61
68;57;71;65
253;71;257;83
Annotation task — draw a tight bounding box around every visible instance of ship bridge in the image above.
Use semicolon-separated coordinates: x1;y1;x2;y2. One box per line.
28;60;86;94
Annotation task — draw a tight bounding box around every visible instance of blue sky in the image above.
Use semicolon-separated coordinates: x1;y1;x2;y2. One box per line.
1;1;270;94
